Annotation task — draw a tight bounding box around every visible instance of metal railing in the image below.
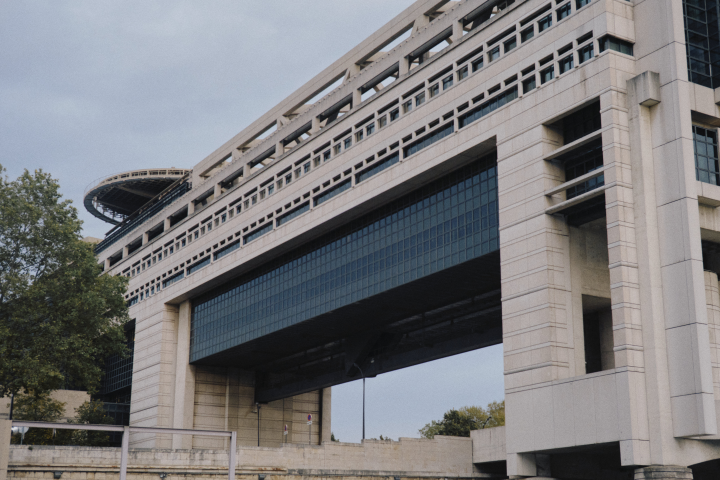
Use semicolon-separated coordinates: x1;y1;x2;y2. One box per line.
10;420;237;480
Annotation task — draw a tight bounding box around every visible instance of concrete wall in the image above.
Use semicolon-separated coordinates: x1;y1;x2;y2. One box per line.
6;436;480;479
470;427;505;464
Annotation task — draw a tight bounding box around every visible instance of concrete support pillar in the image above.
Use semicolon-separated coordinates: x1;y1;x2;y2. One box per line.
164;217;171;231
400;57;410;76
187;201;195;215
452;20;463;43
104;258;111;271
122;245;129;257
172;300;196;449
628;68;716;438
703;271;720;431
214;183;222;199
320;388;331;444
310;116;321;135
634;466;693;479
142;232;149;245
0;420;11;480
275;141;284;158
600;86;651;466
352;89;362;108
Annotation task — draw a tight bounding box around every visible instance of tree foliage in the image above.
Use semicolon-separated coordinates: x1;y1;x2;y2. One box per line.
9;391;69;445
419;400;505;439
9;394;113;446
0;165;130;398
68;399;113;446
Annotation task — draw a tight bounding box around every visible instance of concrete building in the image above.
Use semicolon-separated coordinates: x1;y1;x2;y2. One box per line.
75;0;720;477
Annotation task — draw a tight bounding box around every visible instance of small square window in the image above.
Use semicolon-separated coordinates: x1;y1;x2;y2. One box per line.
403;100;413;113
523;76;536;93
378;116;388;128
333;144;341;155
472;57;484;71
415;92;425;106
221;213;227;223
538;14;552;32
356;130;364;142
344;137;352;149
303;162;311;173
488;46;500;62
390;108;400;121
521;26;534;42
458;66;469;80
504;36;517;53
260;190;266;199
442;75;453;90
366;123;375;135
285;173;292;184
294;168;301;179
429;83;440;98
576;0;591;9
559;55;574;74
252;194;258;204
578;43;594;63
541;65;555;83
324;149;331;161
557;3;571;20
267;184;275;195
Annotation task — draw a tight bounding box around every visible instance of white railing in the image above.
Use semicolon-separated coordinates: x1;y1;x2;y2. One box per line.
10;420;237;480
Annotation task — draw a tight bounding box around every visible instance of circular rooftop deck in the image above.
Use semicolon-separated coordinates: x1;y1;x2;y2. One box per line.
84;168;191;224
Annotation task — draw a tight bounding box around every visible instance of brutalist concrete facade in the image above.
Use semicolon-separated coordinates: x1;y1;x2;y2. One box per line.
83;0;720;477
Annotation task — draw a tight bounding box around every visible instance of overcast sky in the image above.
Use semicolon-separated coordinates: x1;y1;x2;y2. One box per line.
0;1;505;443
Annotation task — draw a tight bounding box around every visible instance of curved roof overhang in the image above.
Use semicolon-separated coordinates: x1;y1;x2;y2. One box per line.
84;168;191;224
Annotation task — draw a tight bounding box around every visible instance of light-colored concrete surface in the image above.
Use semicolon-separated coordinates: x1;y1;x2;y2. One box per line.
0;420;11;480
7;435;480;478
470;427;505;464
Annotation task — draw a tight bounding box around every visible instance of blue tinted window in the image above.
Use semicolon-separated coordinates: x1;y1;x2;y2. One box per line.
214;240;240;260
458;86;518;128
244;222;273;244
356;153;400;183
187;257;211;275
313;179;352;206
190;156;499;362
277;202;310;226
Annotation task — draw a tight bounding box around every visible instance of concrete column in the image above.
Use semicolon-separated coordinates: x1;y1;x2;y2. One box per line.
400;57;410;76
320;388;331;444
188;201;195;215
104;258;111;271
703;271;720;432
630;65;716;438
451;20;463;43
600;85;651;466
122;245;129;257
164;217;171;230
0;420;11;480
172;300;196;449
310;116;321;135
142;232;149;245
634;466;693;479
214;183;222;199
352;88;362;108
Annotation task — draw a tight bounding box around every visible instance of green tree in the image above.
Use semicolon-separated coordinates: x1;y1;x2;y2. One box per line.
9;391;71;445
69;400;113;446
0;165;129;399
419;400;505;439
